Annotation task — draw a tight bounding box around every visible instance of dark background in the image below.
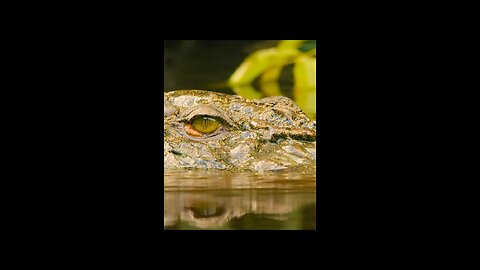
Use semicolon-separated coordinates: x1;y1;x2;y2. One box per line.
164;40;256;92
163;40;300;98
14;26;436;252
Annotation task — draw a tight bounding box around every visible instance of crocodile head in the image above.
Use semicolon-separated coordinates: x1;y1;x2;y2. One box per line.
164;90;316;171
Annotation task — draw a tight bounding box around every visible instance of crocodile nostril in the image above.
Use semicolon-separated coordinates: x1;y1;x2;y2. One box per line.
171;148;183;155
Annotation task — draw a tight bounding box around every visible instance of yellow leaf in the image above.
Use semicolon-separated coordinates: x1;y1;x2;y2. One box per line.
229;48;299;86
260;80;283;97
294;56;316;120
294;86;316;120
259;66;283;96
260;65;283;83
277;40;305;51
305;48;316;57
293;56;316;89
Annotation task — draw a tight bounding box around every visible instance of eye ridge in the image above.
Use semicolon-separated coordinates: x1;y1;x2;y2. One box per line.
182;105;237;128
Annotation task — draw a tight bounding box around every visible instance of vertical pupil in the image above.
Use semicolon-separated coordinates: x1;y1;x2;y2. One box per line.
191;116;220;134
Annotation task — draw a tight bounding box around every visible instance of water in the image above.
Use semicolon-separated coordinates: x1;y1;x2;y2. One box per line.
164;169;316;230
164;40;317;230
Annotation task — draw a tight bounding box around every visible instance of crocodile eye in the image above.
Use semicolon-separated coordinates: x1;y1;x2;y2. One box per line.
185;115;222;137
187;203;226;218
193;116;219;133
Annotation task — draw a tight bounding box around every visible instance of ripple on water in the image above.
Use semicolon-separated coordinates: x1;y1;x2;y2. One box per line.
164;168;316;191
164;169;316;230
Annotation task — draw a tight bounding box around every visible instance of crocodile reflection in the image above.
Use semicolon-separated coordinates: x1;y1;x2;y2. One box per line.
164;190;316;229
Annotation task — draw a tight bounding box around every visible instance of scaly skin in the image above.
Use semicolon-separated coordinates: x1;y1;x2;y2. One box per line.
164;90;316;171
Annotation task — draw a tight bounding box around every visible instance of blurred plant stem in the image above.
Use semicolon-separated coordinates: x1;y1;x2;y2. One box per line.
227;40;316;119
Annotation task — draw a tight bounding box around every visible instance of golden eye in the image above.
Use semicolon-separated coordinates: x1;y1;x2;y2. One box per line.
192;116;220;133
185;116;221;137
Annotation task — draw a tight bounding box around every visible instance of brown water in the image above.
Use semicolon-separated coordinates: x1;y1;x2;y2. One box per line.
164;169;316;230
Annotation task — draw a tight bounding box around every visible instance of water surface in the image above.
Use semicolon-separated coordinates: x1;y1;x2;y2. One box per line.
164;169;316;230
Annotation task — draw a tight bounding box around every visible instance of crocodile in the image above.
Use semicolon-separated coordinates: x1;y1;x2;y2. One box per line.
164;90;316;171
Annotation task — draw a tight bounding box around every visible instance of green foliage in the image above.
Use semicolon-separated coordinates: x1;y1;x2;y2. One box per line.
228;40;316;120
